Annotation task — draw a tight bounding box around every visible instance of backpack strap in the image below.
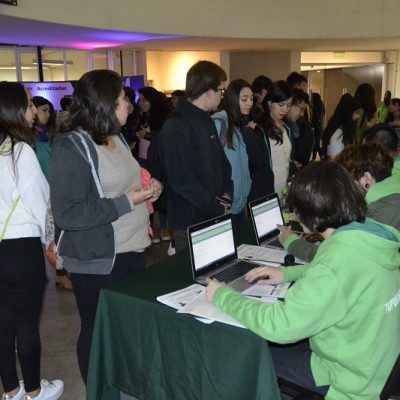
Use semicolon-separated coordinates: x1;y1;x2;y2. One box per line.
213;117;228;147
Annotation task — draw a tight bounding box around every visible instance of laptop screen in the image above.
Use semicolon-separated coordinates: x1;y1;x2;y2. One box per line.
190;217;236;273
250;194;284;242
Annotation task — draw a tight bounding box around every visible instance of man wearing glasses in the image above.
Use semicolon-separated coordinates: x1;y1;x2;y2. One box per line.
159;60;233;252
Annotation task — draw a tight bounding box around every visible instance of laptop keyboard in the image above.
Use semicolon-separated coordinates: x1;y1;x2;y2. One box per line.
210;261;254;283
268;238;283;248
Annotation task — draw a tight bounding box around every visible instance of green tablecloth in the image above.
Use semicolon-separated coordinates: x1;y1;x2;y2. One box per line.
86;223;281;400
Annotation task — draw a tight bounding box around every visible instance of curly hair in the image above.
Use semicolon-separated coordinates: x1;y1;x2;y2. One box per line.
287;161;366;233
334;142;393;183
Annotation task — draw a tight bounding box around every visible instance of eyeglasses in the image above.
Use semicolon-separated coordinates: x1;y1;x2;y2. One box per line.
215;88;226;96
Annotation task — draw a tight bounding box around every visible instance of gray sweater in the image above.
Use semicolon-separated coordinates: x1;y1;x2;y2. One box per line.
50;128;149;274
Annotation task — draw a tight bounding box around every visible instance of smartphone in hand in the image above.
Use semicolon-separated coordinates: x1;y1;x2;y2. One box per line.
216;195;231;205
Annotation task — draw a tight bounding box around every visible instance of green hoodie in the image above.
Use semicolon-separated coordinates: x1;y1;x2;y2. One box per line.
285;168;400;262
393;157;400;178
213;219;400;399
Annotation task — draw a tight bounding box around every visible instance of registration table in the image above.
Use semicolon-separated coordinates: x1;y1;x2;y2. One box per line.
87;226;281;400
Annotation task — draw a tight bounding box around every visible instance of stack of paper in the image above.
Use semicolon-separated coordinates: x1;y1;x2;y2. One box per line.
157;282;287;328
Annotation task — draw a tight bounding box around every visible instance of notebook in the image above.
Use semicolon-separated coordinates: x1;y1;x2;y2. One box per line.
248;193;285;248
187;214;256;292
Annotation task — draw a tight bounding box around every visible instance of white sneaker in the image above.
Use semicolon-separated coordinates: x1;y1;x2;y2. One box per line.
24;380;64;400
2;382;25;400
167;242;176;256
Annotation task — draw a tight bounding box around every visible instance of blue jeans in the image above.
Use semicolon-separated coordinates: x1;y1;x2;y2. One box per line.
270;340;329;396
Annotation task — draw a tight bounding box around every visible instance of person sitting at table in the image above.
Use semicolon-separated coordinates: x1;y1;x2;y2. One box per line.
206;161;400;400
50;70;162;384
278;141;400;262
363;122;400;177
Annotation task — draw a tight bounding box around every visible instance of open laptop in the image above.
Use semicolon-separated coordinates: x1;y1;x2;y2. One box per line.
248;193;285;248
187;214;256;292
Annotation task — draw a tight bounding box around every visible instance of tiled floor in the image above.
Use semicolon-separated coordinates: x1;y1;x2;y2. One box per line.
1;239;172;400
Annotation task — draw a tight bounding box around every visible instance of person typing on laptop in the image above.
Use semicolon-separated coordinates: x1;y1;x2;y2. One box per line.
277;141;400;262
206;161;400;399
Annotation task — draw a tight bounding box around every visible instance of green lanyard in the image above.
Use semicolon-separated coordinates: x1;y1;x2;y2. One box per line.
0;197;20;243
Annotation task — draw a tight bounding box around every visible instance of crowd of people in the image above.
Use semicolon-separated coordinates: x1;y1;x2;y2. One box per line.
1;60;399;400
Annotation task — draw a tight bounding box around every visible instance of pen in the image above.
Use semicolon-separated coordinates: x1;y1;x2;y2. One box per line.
243;257;281;264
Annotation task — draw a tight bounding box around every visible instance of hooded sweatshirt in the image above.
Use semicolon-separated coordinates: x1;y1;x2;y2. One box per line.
393;157;400;178
212;111;252;215
285;169;400;262
213;218;400;400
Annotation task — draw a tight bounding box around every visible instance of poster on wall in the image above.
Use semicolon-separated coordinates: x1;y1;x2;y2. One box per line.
25;75;145;111
25;81;76;111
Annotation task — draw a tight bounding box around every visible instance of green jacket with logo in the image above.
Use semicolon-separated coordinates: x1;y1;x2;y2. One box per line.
285;169;400;262
213;219;400;399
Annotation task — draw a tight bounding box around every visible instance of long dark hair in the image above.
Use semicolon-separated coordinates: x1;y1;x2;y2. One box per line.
59;70;123;145
138;86;170;132
0;82;34;158
32;96;56;130
311;92;325;124
354;83;376;124
221;79;252;149
322;93;361;152
258;80;293;144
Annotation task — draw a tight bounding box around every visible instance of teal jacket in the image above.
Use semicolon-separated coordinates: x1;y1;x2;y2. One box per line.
213;111;252;215
214;219;400;399
34;136;51;182
286;167;400;262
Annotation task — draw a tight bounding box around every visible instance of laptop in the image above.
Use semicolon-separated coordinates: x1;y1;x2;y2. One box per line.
248;193;285;248
187;214;256;292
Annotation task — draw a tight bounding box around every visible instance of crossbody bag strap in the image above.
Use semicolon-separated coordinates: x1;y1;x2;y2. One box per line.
0;197;20;243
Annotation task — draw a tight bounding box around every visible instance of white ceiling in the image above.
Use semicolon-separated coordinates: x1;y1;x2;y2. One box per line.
1;15;399;52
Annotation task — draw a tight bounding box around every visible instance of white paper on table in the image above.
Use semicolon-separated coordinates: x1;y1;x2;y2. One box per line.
156;284;205;310
177;291;245;329
242;282;291;298
237;244;306;265
156;284;214;324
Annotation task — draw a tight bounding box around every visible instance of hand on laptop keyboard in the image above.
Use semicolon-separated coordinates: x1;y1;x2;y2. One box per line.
245;266;284;285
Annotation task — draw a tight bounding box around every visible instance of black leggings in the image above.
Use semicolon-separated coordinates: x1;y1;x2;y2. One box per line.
0;237;45;393
70;251;146;384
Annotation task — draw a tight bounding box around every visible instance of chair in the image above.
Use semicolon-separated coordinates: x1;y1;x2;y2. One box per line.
278;378;324;400
278;352;400;400
380;353;400;400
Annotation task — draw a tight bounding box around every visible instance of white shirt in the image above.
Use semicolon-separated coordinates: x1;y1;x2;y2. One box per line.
269;128;292;199
0;140;49;243
327;128;345;158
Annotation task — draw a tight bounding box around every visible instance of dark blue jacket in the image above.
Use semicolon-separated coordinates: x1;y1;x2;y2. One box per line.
159;98;233;229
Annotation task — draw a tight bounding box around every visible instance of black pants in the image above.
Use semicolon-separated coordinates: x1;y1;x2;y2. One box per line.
173;229;189;253
69;251;146;384
270;340;329;396
0;238;45;393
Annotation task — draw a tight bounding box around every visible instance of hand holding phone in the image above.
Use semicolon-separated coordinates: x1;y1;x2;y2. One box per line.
216;194;231;205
